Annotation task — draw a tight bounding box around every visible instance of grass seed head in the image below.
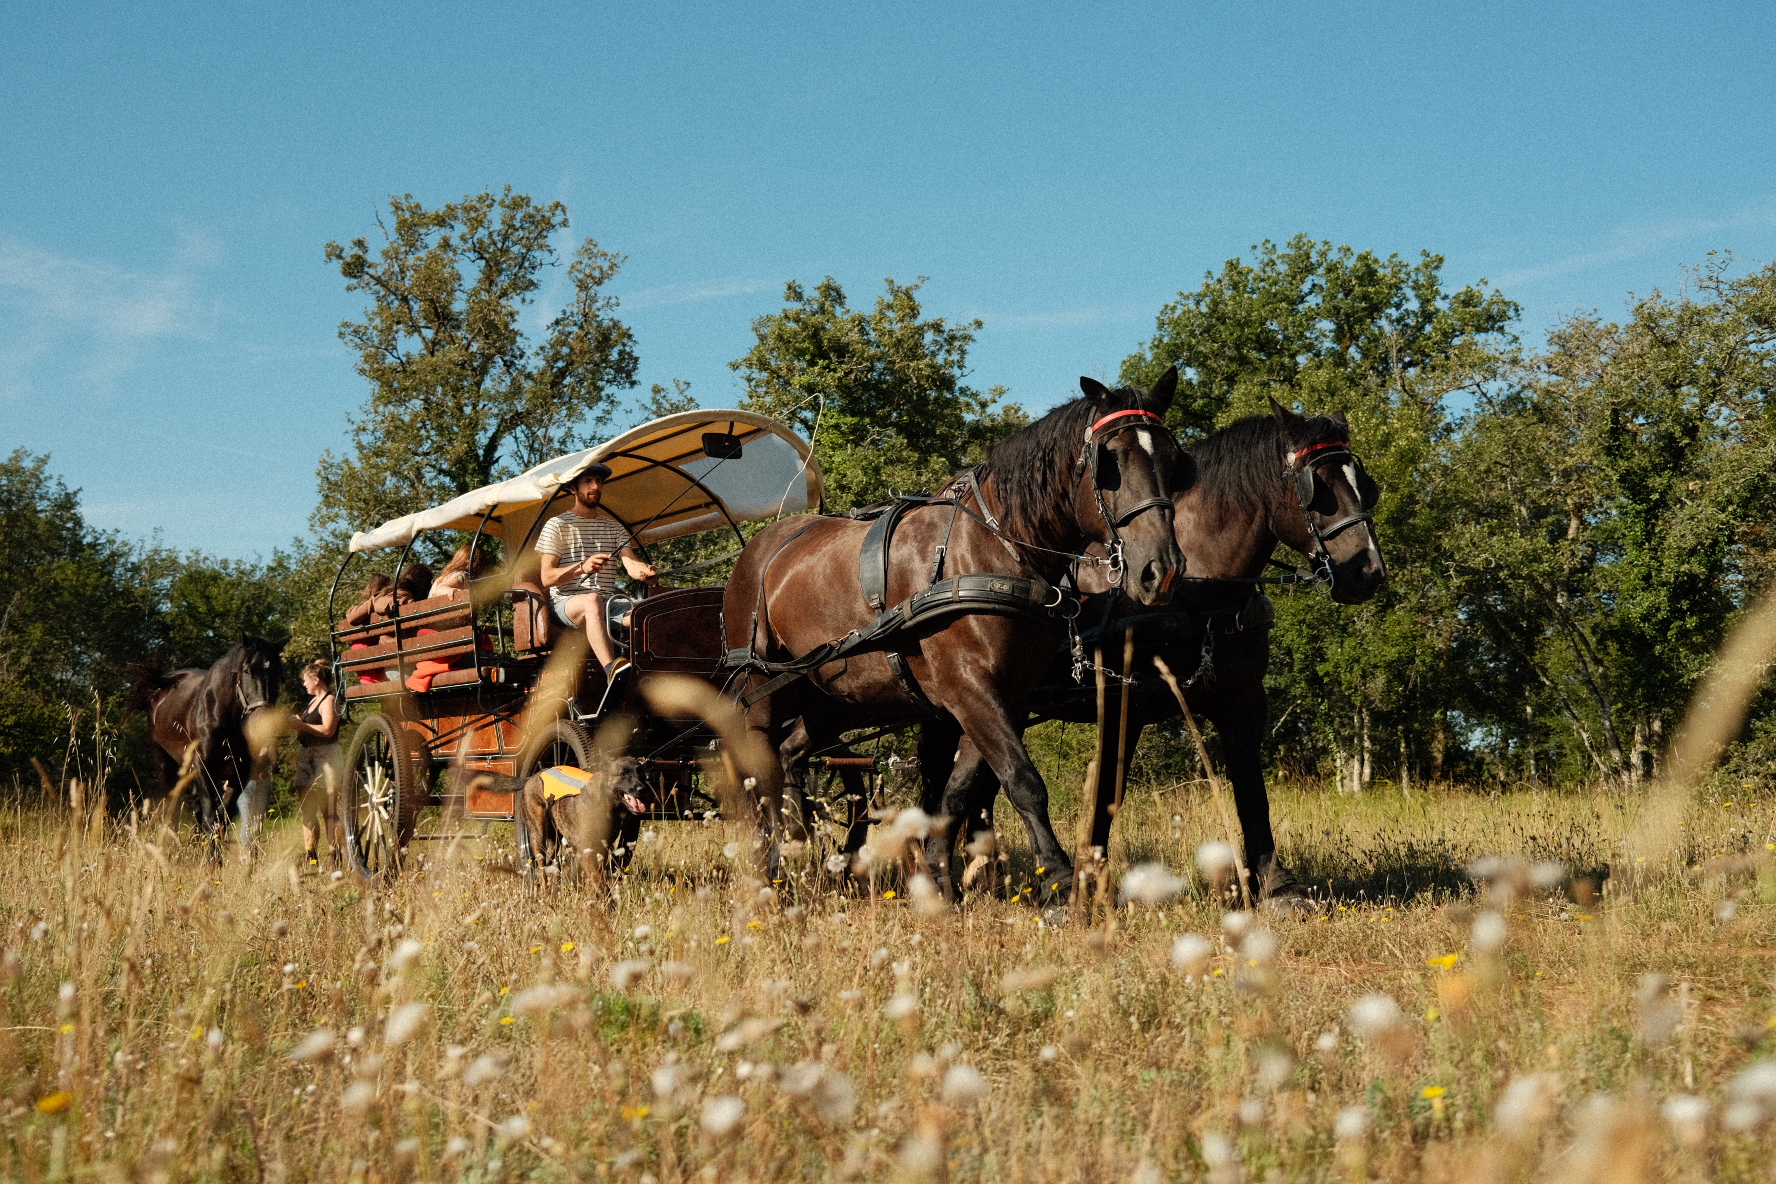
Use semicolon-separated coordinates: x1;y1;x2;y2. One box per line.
1723;1059;1776;1131
1471;911;1508;954
383;1001;429;1047
941;1063;988;1107
1660;1095;1709;1147
702;1095;746;1138
1493;1073;1557;1138
1170;934;1213;977
287;1028;336;1064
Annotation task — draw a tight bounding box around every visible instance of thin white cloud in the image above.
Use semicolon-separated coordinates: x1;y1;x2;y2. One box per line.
970;302;1151;330
619;276;777;310
0;231;220;397
1497;200;1776;290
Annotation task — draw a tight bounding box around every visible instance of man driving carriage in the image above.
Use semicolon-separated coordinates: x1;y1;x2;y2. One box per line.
537;463;658;676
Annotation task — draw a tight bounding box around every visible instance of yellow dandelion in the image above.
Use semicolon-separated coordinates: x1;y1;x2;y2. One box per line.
560;941;575;953
715;935;731;945
1419;1085;1446;1099
621;1104;650;1120
746;920;764;930
529;944;543;955
59;1023;73;1034
500;1016;515;1025
1424;1007;1441;1022
35;1092;73;1115
296;980;307;989
884;890;897;899
1425;954;1459;970
499;986;510;996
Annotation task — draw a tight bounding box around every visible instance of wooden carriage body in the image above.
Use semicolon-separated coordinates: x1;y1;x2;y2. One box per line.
324;412;821;880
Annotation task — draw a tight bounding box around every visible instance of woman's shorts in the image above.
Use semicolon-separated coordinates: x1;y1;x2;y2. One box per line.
294;744;344;796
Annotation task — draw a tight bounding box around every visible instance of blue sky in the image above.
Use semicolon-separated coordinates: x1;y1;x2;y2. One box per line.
5;1;1775;557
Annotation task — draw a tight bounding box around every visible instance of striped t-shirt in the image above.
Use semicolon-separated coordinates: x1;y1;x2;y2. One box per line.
536;510;629;600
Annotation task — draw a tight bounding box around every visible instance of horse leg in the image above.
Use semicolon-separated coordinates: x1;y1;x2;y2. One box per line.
915;718;964;894
1202;691;1302;906
948;705;1074;900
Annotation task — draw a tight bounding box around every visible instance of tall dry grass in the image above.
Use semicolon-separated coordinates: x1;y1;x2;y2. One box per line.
2;767;1774;1182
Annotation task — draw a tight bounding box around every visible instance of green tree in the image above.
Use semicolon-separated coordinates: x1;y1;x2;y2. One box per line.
316;187;639;548
1123;237;1519;787
732;278;1026;512
1449;258;1776;786
0;451;160;789
1122;234;1518;437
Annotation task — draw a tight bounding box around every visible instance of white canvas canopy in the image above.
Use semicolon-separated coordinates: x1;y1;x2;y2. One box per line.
348;410;823;554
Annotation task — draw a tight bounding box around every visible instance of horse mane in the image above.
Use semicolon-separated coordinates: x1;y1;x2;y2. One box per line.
1189;413;1347;516
979;385;1165;543
125;662;175;714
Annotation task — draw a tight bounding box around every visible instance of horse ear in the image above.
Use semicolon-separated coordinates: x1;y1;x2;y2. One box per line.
1330;410;1349;430
1267;396;1300;441
1080;377;1113;403
1148;365;1178;413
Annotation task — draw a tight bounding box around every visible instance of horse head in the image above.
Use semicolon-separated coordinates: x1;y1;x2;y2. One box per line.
233;635;286;716
1076;366;1186;606
1267;399;1387;604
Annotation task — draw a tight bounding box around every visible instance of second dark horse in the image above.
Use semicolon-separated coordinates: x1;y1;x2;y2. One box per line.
131;636;285;853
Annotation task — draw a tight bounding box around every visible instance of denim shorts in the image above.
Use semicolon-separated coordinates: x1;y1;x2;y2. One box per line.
552;593;599;629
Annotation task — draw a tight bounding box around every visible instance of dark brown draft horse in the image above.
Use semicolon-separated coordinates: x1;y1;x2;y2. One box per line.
934;398;1387;905
724;373;1186;888
131;636;284;852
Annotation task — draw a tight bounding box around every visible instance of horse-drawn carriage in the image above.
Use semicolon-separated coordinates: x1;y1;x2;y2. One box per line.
326;410;827;881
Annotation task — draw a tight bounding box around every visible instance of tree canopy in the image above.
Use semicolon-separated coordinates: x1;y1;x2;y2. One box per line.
314;188;639;547
731;278;1026;512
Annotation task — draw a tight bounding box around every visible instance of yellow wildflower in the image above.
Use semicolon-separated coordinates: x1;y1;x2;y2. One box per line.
1425;954;1460;970
35;1092;73;1115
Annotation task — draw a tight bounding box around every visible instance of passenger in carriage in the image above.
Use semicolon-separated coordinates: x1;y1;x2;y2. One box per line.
429;543;492;601
391;562;433;608
343;572;393;627
537;463;657;677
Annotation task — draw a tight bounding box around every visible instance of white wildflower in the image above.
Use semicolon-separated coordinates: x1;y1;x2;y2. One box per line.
1348;994;1403;1040
388;938;425;972
1470;910;1508;954
1333;1106;1371;1140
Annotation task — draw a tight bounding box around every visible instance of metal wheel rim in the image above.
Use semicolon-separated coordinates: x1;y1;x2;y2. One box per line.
352;729;399;875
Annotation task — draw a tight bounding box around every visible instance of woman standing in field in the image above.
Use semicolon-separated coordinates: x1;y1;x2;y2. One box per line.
290;660;344;866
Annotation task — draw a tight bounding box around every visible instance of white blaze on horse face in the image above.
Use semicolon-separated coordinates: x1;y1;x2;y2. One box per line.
1136;429;1155;461
1341;462;1360;501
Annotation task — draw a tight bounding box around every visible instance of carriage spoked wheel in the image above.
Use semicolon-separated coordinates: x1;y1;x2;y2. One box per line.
515;719;641;882
342;714;425;883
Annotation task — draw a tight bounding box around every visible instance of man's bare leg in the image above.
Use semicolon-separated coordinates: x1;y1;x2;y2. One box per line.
566;593;617;669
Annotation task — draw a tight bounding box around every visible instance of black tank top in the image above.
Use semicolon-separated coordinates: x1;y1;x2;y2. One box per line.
298;694;334;747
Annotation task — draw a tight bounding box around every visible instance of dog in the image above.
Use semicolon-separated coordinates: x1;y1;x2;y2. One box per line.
516;755;650;882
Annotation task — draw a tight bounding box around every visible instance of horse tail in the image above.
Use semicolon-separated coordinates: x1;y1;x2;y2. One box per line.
125;662;176;717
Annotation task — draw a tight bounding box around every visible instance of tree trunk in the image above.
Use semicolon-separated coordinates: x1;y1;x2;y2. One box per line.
1431;712;1447;784
1360;709;1373;789
1400;730;1412;797
1524;703;1537;786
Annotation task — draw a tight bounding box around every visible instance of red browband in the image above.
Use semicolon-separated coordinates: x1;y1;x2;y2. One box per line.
1089;409;1166;436
1292;441;1350;465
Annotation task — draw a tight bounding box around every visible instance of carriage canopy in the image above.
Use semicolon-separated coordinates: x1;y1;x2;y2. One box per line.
347;410;824;554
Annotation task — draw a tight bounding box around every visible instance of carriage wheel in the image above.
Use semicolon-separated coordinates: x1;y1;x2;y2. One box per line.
342;714;425;883
516;720;641;874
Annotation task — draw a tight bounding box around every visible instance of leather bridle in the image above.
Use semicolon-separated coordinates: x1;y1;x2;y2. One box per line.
1077;408;1178;587
1283;440;1378;573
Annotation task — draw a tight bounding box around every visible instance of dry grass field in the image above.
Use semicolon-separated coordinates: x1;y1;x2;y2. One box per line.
3;769;1774;1184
